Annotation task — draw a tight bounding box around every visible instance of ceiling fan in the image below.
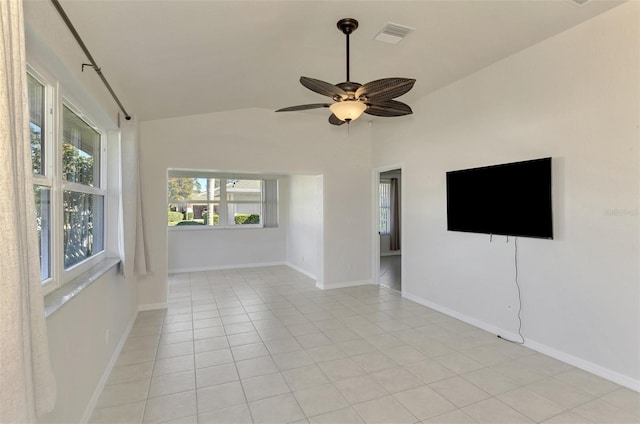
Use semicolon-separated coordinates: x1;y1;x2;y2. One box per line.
276;18;416;126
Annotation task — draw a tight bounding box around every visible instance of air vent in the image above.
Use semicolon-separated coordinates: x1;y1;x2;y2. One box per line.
374;22;415;45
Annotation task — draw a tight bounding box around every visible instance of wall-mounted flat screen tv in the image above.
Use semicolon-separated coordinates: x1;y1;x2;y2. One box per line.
446;157;553;239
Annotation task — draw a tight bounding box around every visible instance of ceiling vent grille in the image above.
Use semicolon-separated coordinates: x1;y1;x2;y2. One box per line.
374;22;415;45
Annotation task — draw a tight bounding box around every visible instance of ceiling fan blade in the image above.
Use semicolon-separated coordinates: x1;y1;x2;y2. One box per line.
356;78;416;102
329;114;346;126
276;103;330;112
300;77;348;99
364;100;413;117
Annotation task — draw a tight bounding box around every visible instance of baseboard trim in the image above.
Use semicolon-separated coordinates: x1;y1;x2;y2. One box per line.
285;262;317;281
317;279;374;290
402;291;639;392
139;302;168;312
169;261;286;274
523;338;640;392
80;312;137;423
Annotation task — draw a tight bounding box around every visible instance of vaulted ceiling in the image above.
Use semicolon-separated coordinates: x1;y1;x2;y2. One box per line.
24;0;624;121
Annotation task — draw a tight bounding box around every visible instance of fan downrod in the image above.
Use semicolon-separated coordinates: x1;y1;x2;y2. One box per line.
337;18;358;35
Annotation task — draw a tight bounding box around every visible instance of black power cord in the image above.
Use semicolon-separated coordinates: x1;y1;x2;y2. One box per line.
497;236;525;344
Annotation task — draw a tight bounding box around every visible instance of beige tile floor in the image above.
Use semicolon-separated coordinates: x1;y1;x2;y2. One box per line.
90;266;639;424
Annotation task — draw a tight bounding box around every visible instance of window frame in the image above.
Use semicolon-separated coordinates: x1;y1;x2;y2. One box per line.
224;179;263;228
59;101;107;278
167;172;276;230
379;179;391;235
27;66;108;295
28;68;54;286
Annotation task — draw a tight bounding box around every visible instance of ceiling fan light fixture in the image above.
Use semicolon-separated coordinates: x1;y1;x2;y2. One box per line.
276;18;415;126
329;100;367;122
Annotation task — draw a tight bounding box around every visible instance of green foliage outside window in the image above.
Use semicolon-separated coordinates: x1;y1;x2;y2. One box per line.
234;214;260;225
168;211;184;222
167;178;202;202
202;212;219;225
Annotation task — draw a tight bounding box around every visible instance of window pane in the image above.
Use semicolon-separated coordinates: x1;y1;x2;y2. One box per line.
226;179;261;202
167;177;198;202
204;203;220;226
64;191;104;269
27;75;45;175
63;106;100;187
34;186;51;281
227;203;261;225
167;202;220;226
167;178;222;227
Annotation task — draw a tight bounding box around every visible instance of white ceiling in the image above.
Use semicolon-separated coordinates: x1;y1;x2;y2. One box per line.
25;0;624;121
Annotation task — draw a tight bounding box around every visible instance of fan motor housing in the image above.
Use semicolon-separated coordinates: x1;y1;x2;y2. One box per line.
336;81;362;99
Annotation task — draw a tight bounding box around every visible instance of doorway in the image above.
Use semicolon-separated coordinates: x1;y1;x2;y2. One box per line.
377;168;402;291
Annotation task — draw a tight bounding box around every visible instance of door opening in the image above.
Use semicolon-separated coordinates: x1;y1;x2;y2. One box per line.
378;169;401;291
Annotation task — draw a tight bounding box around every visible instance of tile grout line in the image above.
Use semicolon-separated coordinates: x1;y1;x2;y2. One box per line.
189;273;200;424
224;284;256;424
119;267;635;424
138;308;167;424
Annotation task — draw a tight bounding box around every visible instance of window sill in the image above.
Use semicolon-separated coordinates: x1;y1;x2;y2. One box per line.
168;225;276;231
44;257;121;318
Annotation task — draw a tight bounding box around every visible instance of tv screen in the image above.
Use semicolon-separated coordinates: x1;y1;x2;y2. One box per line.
446;157;553;239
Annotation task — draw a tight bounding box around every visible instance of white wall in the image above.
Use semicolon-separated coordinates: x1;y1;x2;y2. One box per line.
287;175;324;282
168;226;287;272
40;268;138;424
139;110;372;306
372;2;639;388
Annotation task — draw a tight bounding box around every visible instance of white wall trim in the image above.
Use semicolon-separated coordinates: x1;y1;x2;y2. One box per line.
79;312;137;423
402;291;640;392
138;302;169;312
524;335;640;392
285;262;317;281
317;279;374;290
168;261;286;274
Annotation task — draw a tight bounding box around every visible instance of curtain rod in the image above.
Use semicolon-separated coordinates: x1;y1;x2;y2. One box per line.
50;0;132;121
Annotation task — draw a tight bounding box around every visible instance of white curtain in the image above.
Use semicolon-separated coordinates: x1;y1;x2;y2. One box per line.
118;118;149;278
0;0;57;421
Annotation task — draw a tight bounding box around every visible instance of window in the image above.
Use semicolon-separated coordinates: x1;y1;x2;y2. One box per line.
167;172;278;228
62;106;105;269
27;69;107;290
28;74;45;175
226;179;262;226
379;180;391;235
28;73;52;281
